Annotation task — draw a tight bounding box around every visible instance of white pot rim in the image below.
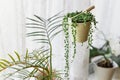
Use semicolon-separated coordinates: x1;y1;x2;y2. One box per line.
94;61;118;69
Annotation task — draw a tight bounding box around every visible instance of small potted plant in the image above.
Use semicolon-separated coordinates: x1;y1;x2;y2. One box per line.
94;55;117;80
63;6;97;43
62;6;97;79
94;55;118;80
90;39;117;80
89;29;118;80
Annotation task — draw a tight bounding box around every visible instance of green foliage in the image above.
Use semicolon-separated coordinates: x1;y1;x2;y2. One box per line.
67;11;96;23
90;40;111;61
0;49;62;80
62;11;97;79
26;12;63;80
89;30;113;67
27;13;63;43
111;55;120;67
0;12;63;80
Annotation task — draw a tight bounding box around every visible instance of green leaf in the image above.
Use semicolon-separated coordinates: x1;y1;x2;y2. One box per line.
26;23;44;27
48;24;62;35
27;18;42;23
29;68;38;77
25;49;28;62
34;15;45;22
0;62;8;67
33;39;48;42
47;20;62;29
50;30;63;40
0;64;5;68
27;34;46;37
0;59;10;64
37;41;49;44
48;16;63;23
39;49;49;54
14;51;21;61
8;54;16;62
27;31;45;34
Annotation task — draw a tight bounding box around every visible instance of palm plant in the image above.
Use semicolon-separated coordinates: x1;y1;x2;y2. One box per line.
26;12;63;80
0;12;63;80
0;48;62;80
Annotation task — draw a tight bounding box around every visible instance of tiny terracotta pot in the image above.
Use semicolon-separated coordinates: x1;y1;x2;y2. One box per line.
76;22;90;43
94;61;118;80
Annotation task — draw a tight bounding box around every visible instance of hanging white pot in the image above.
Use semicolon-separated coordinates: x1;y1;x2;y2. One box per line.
76;22;90;43
94;61;118;80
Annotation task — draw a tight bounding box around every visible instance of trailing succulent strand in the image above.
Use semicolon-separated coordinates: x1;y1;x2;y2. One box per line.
62;11;97;80
71;23;77;59
63;16;70;80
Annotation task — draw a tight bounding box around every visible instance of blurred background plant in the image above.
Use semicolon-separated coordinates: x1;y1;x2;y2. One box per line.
90;28;112;62
89;28;120;71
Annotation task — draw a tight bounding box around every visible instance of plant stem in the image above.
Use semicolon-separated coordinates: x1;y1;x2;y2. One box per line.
49;42;53;80
45;23;53;80
103;55;108;61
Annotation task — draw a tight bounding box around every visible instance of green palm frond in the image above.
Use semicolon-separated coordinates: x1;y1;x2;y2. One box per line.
26;13;63;80
27;12;63;44
14;51;21;61
0;48;62;80
0;50;49;79
8;54;16;62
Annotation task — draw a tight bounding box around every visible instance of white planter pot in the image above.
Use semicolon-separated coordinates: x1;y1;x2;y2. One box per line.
94;61;118;80
113;68;120;80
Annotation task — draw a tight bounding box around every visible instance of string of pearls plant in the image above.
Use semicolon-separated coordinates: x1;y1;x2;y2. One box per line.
62;11;97;80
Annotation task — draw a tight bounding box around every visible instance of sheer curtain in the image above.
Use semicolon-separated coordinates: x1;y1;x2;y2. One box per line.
0;0;25;58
